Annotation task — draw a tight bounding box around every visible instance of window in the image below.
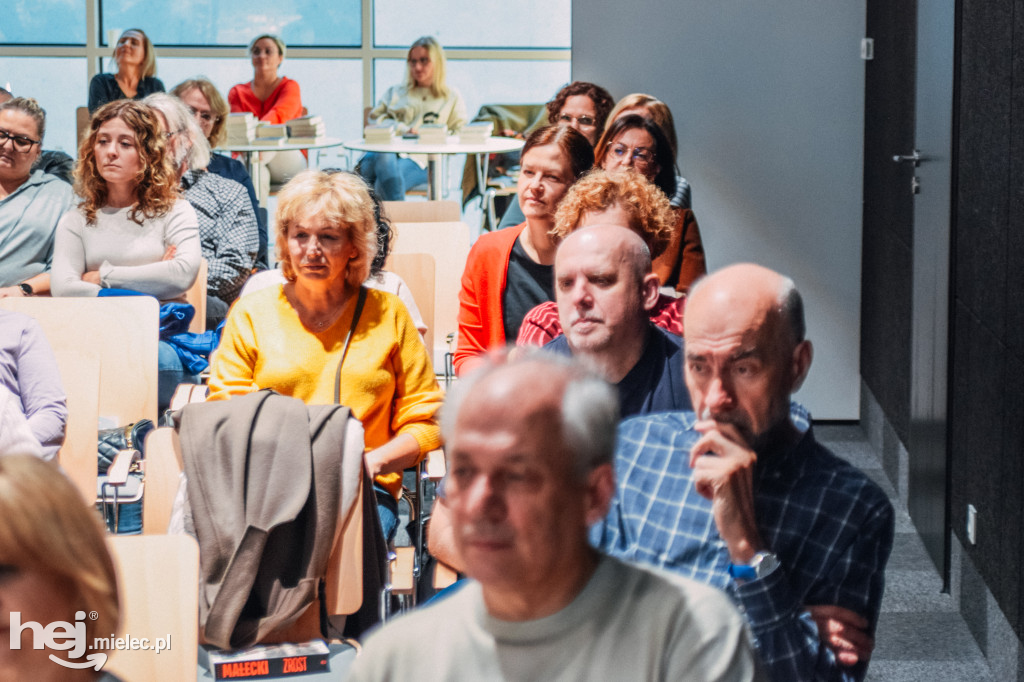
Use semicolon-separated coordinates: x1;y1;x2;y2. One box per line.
101;0;361;47
1;0;87;45
0;58;88;155
374;0;570;48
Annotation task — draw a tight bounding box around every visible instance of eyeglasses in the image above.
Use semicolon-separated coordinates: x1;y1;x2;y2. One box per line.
557;113;596;128
407;57;430;67
0;128;40;153
163;129;186;140
187;106;221;125
608;143;656;169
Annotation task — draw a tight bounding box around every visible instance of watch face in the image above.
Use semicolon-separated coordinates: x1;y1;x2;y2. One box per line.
754;552;780;578
19;283;32;295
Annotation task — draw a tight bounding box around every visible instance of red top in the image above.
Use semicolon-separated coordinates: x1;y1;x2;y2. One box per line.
454;222;528;376
515;294;685;348
228;77;303;124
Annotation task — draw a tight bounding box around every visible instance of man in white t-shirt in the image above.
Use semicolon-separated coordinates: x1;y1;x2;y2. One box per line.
347;353;764;682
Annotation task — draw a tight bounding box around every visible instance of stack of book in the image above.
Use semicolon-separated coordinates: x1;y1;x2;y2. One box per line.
459;121;494;144
225;113;257;145
417;124;448;144
288;115;326;145
364;123;396;144
253;123;288;147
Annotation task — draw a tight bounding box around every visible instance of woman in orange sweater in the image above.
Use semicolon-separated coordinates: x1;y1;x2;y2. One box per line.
209;170;442;542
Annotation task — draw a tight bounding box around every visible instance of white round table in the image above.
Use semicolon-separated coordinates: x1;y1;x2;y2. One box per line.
216;137;346;203
342;136;525;201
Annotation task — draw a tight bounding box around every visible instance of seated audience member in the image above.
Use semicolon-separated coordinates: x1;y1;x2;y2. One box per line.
592;263;895;681
88;28;164;112
240;173;428;340
454;125;593;375
0;455;121;682
144;93;259;327
172;77;267;268
349;354;763;681
360;36;467;201
52;100;201;409
517;169;681;346
208;170;443;543
0;310;66;460
0;88;73;184
496;80;614;229
606;93;692;209
595;114;706;293
229;34;305;186
545;225;690;417
0;97;74;297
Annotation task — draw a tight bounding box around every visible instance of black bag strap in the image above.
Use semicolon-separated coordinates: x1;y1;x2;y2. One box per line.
334;286;367;404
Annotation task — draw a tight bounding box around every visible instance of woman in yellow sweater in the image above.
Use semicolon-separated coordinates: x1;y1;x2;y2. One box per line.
209;169;442;541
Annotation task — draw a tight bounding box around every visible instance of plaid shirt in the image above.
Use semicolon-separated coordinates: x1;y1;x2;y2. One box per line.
181;170;259;304
515;294;684;347
592;406;894;682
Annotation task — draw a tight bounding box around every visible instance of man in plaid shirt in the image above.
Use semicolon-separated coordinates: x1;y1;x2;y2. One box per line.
592;263;894;682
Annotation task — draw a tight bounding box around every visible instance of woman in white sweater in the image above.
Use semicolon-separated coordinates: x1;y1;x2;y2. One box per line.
53;99;201;412
52;99;199;300
359;36;467;201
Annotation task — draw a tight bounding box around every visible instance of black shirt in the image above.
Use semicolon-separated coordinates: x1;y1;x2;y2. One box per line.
502;235;554;341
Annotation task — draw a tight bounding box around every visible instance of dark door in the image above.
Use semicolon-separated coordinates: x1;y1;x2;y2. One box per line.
862;0;954;580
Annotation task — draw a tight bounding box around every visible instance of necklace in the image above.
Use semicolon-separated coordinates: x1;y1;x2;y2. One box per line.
306;306;345;331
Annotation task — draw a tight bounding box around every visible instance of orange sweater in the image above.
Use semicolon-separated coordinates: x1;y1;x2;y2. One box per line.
208;285;442;497
228;77;303;124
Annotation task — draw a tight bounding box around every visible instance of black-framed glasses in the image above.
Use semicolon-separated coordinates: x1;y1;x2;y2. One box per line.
186;106;221;125
407;57;430;66
608;143;656;168
558;113;596;128
0;129;41;153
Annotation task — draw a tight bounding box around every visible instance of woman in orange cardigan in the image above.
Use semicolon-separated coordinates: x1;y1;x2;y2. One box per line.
454;125;593;375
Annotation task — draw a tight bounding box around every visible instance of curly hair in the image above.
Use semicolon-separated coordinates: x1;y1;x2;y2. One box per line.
545;81;615;132
172;77;229;148
606;93;679;161
74;100;180;226
0;456;119;656
275;169;378;288
594;114;677;198
551;169;675;259
0;96;46;141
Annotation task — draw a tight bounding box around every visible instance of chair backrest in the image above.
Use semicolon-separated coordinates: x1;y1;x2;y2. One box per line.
0;297;159;501
105;534;199;682
184;258;208;333
382;200;461;223
389;221;471;365
76;105;90;150
142;425;364;637
387;253;436;357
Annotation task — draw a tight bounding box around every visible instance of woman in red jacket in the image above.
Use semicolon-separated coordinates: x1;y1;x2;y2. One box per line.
454;125;593;375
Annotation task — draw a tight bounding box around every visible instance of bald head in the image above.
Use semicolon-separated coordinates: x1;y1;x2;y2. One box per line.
558;224;652;287
683;263;812;447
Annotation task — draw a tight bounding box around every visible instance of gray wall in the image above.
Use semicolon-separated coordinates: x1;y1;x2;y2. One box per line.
573;0;866;418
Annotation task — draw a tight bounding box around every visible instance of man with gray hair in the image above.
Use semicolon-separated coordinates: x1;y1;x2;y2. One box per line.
546;223;689;417
349;353;763;681
592;263;894;681
143;93;258;326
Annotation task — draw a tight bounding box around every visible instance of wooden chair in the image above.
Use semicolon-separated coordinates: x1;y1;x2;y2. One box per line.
0;297;159;501
184;258;208;333
142;426;364;642
105;534;200;682
388;221;471;367
382;200;461;223
76;105;90;150
387;253;436;360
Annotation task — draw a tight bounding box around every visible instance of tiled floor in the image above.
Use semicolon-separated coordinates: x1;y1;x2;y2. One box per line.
816;425;994;682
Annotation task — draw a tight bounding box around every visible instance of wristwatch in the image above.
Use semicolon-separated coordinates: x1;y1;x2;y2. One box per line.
728;551;780;584
18;282;33;296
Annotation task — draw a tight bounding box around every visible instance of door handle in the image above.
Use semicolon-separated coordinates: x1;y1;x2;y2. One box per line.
892;150;921;166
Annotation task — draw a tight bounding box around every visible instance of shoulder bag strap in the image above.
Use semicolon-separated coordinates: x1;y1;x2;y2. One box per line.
333;286;368;404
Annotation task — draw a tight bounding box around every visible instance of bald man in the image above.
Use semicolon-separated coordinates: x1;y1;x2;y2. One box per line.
592;264;894;682
352;354;763;681
545;224;690;417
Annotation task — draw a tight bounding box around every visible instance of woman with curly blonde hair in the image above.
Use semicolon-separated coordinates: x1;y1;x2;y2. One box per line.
52;99;199;300
516;169;686;347
0;455;121;681
210;169;442;542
